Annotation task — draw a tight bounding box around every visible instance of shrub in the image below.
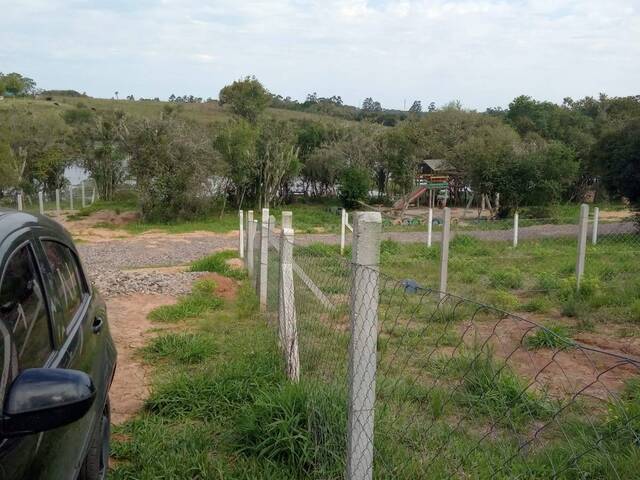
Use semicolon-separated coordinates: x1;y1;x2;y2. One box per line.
126;114;218;222
338;166;370;208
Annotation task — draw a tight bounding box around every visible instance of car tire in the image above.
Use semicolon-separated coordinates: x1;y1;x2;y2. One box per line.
79;398;110;480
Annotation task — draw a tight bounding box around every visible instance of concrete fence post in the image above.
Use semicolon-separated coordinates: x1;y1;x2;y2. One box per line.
91;186;96;204
341;208;347;255
246;210;254;267
81;182;86;208
427;207;433;248
17;193;23;211
55;189;61;214
439;207;451;299
69;185;74;210
247;218;256;279
346;211;382;480
513;212;519;248
259;208;269;311
576;204;589;289
239;210;245;259
592;207;599;245
38;191;44;214
279;211;299;381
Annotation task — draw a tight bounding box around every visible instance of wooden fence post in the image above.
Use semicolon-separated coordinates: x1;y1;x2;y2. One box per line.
346;212;382;480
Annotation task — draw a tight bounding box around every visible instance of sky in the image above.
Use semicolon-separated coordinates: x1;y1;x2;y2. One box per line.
0;0;639;111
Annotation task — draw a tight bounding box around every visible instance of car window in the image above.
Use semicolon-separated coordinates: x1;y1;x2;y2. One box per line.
0;245;52;371
42;241;86;331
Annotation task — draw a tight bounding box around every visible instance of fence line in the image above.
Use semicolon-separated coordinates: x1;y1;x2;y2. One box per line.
7;180;98;215
239;208;640;479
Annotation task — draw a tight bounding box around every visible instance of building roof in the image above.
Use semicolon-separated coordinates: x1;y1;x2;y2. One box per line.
421;159;450;171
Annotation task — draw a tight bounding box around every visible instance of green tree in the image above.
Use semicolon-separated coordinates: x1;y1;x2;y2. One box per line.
339;166;370;208
256;119;300;208
592;119;640;209
214;119;259;208
126;115;220;221
219;76;270;124
0;72;36;96
362;97;382;112
67;110;127;200
409;100;422;114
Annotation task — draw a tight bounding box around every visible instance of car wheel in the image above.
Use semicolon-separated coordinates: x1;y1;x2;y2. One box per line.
79;398;110;480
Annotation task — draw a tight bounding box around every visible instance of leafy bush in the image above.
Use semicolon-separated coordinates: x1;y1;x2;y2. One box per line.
126;114;218;222
338;166;370;208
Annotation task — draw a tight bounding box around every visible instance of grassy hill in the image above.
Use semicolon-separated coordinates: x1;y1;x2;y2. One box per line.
0;95;355;126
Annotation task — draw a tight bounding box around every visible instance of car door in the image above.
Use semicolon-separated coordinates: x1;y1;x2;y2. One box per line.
0;232;56;480
26;233;114;479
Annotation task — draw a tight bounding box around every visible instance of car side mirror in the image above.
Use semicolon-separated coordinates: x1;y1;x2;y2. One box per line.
2;368;96;437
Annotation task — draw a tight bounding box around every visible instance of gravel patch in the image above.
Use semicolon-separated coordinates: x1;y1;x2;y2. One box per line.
78;234;235;297
90;267;202;298
77;235;236;270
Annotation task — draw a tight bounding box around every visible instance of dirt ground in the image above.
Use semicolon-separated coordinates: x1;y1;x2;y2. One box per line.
106;294;177;425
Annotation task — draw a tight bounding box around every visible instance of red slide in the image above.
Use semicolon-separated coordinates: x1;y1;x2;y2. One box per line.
393;186;427;210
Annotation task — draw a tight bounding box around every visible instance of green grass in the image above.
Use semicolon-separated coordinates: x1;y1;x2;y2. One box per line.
189;250;246;279
112;251;640;479
142;333;218;364
147;279;223;322
525;325;574;350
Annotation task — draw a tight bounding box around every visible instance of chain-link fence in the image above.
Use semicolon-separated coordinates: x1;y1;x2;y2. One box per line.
240;207;640;479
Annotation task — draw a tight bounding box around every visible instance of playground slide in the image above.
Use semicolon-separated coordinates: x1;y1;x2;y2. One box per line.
393;186;427;210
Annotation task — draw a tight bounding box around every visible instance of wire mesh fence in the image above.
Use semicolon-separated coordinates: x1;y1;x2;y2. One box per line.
0;179;98;214
243;207;640;480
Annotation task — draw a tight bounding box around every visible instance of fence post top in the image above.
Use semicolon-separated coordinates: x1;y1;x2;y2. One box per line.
352;211;382;266
282;211;293;229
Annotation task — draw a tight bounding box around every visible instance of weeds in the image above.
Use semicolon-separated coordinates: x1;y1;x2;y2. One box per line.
525;325;574;350
189;250;246;279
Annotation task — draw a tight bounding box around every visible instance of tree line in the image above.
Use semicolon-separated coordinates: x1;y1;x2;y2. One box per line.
0;73;638;221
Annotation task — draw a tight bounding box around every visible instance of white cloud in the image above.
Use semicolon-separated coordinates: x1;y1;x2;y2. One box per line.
0;0;638;109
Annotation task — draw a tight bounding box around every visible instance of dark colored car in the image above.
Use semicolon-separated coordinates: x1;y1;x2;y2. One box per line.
0;211;116;480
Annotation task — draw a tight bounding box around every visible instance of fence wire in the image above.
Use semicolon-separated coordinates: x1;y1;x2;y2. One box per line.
246;210;640;479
